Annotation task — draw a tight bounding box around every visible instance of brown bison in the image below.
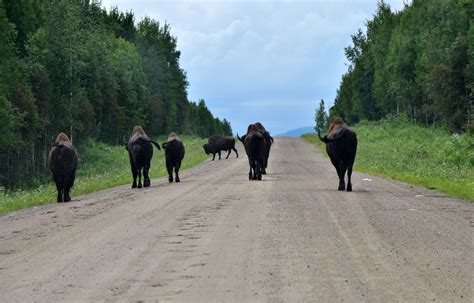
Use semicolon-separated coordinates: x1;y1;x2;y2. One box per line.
48;132;79;202
318;117;357;191
203;136;238;161
238;123;268;180
162;132;185;183
126;126;161;188
238;122;273;174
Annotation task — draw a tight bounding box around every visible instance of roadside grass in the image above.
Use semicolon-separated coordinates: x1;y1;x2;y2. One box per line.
302;117;474;201
0;136;208;214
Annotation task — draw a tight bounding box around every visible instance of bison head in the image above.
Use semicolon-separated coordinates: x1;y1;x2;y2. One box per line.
203;143;210;155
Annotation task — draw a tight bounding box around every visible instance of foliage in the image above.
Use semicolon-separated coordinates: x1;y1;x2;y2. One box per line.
0;136;209;214
303;115;474;201
314;99;328;133
0;0;231;191
331;0;473;133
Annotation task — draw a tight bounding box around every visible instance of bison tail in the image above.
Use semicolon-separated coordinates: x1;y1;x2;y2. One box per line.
318;131;346;143
138;137;161;150
317;132;330;143
137;137;161;150
150;140;161;150
264;132;274;143
237;133;245;143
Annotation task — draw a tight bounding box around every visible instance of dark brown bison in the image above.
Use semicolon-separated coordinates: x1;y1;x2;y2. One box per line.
318;117;357;191
238;122;273;174
202;136;238;161
48;132;79;202
238;123;268;180
126;126;161;188
162;132;185;183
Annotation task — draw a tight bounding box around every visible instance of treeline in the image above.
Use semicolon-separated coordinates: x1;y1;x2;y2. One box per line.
330;0;473;132
0;0;231;190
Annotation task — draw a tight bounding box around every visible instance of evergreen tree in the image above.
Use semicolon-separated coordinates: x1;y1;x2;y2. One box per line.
0;1;232;190
331;0;471;131
315;99;328;133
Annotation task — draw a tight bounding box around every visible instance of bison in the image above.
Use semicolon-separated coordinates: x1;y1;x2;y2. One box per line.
48;132;79;203
202;136;238;161
317;117;357;191
126;126;161;188
162;132;185;183
238;122;273;174
238;123;268;180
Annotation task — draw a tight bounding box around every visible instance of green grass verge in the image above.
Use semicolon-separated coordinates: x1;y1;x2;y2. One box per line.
0;136;208;214
302;117;474;201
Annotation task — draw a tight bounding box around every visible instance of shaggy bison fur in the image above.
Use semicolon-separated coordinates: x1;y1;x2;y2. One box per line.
238;123;268;180
318;117;357;191
126;126;161;188
238;122;273;174
162;132;185;183
48;132;78;202
202;136;238;161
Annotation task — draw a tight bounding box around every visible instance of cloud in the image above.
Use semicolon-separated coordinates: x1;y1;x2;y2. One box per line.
102;0;405;134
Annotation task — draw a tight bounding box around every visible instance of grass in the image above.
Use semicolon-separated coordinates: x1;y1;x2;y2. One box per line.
303;116;474;201
0;136;209;214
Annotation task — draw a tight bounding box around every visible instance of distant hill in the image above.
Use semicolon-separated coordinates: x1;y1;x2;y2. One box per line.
277;126;315;137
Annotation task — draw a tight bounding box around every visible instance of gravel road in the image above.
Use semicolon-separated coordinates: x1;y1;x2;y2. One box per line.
0;137;472;302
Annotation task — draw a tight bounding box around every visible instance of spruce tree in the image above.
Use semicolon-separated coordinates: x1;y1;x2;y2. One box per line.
315;99;328;133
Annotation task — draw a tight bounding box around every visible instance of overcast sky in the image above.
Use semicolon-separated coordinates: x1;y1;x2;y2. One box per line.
101;0;405;135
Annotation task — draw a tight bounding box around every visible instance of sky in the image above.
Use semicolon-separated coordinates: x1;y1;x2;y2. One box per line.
101;0;405;135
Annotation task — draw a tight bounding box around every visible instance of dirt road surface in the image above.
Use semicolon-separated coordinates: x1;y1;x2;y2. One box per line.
0;138;472;302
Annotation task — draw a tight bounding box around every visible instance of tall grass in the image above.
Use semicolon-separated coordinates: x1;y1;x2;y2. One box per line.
0;136;208;214
303;116;474;201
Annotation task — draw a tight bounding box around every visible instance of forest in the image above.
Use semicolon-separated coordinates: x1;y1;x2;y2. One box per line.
0;0;232;190
330;0;473;132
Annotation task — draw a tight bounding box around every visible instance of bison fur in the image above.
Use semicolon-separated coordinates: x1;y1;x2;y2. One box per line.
127;126;161;188
48;132;79;203
239;123;268;181
203;136;238;161
238;122;273;174
162;132;185;183
317;117;357;191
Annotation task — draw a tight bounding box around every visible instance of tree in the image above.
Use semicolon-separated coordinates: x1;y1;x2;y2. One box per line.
0;1;233;190
315;99;328;133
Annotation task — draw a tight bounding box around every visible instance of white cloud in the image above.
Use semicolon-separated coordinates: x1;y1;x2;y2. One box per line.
101;0;405;134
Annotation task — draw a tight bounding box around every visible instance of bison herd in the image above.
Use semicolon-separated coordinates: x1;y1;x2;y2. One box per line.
48;118;357;202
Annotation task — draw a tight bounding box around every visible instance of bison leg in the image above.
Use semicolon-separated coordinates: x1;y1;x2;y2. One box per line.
212;153;216;161
137;168;143;188
57;189;63;203
337;164;346;191
131;164;138;188
346;165;353;192
64;187;71;202
167;161;173;183
257;164;262;180
175;163;181;183
248;160;253;180
218;150;221;160
63;173;74;202
143;165;151;187
252;160;258;180
225;149;231;159
233;147;239;158
257;158;265;180
54;179;63;202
